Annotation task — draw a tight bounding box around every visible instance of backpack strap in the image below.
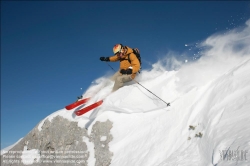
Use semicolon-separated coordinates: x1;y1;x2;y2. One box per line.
128;54;131;64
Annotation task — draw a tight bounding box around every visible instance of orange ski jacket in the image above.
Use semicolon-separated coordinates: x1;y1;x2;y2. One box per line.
109;46;140;79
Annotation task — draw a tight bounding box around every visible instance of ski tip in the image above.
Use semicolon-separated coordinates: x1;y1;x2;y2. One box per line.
96;100;103;105
75;111;81;116
75;99;104;116
65;97;91;110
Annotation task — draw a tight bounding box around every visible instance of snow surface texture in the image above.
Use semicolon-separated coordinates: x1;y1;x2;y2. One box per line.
3;19;250;166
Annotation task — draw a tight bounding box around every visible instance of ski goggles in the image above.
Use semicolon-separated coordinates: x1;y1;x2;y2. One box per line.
115;48;123;54
116;48;125;57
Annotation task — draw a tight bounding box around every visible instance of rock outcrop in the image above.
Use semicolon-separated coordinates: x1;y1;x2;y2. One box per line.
1;116;113;166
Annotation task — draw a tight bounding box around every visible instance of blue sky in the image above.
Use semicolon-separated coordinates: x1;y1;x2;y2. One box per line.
1;1;250;149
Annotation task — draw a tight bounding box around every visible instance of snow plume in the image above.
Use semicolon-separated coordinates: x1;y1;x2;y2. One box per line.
174;19;250;94
203;19;250;58
82;77;114;99
130;19;250;97
153;52;184;71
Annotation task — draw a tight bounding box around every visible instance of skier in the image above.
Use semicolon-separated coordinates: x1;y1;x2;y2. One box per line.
100;44;141;92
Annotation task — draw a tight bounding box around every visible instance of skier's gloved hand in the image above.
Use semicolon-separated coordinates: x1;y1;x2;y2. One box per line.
120;69;132;75
120;69;126;74
100;57;110;61
126;69;132;74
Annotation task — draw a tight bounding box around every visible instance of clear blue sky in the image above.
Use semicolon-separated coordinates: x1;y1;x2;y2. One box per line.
1;1;250;149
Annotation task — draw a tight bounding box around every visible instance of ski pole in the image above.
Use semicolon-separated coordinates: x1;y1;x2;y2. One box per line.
105;62;170;106
105;62;116;72
133;79;170;106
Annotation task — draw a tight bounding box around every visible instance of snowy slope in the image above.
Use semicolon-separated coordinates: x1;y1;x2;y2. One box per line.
40;20;250;166
5;20;250;165
89;58;250;166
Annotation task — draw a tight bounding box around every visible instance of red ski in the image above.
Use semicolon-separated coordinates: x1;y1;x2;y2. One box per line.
75;100;103;116
65;98;90;110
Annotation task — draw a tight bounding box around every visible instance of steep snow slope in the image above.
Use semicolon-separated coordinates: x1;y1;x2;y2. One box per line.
81;20;250;166
85;59;250;166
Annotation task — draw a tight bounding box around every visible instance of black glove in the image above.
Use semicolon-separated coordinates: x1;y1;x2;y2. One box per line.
120;69;132;75
100;57;110;61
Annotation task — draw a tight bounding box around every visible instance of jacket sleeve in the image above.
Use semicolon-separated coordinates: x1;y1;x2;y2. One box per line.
109;55;119;62
129;53;140;73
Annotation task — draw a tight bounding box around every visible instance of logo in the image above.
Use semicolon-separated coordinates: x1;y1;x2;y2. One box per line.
220;149;248;161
